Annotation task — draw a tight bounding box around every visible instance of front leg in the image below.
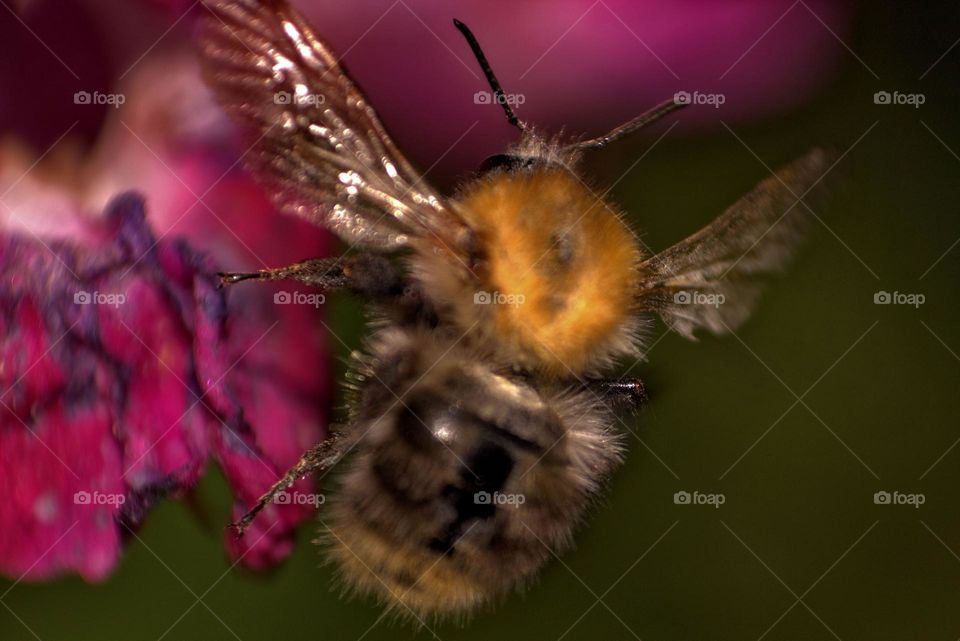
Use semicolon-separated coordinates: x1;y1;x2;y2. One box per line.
219;257;347;288
219;252;403;299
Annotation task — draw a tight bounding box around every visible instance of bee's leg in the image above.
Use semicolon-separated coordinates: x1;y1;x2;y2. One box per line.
218;253;403;298
231;430;347;536
584;377;648;414
218;257;348;289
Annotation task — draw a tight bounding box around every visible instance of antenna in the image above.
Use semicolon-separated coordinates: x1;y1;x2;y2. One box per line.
566;98;687;151
454;19;525;132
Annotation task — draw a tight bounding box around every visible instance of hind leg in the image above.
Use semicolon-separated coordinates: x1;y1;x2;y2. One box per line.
583;377;647;414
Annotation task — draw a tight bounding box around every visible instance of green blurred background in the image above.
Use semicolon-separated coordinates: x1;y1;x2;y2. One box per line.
4;3;960;640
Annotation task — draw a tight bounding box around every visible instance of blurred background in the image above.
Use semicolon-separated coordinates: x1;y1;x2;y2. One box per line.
1;1;959;639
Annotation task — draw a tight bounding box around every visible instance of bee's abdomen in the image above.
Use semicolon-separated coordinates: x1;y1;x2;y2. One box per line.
324;330;624;617
347;399;519;554
325;402;541;616
428;440;514;553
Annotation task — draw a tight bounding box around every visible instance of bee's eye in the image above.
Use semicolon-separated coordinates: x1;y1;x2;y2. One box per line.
477;153;538;174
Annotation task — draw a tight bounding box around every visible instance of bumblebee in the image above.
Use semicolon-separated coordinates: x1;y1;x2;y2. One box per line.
199;0;833;618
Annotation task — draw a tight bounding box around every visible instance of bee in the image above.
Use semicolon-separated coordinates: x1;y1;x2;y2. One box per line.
199;0;834;619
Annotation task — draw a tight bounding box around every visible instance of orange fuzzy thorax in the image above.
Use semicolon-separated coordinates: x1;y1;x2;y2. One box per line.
445;168;642;376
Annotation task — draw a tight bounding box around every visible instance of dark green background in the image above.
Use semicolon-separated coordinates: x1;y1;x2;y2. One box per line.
4;3;960;640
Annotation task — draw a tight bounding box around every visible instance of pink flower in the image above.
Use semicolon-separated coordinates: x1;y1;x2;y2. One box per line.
0;15;333;581
0;192;326;580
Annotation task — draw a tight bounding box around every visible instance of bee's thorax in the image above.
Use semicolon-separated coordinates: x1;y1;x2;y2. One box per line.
425;167;643;376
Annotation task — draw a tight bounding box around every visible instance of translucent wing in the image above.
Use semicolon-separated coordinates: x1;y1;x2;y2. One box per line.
637;147;835;338
197;0;472;256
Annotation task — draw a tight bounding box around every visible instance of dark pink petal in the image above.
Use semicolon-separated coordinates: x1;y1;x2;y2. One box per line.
0;193;327;580
0;401;124;582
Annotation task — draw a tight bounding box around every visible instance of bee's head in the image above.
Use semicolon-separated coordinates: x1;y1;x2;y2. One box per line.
477;153;543;174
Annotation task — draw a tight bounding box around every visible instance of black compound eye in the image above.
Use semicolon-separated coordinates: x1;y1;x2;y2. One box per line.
478;153;539;174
